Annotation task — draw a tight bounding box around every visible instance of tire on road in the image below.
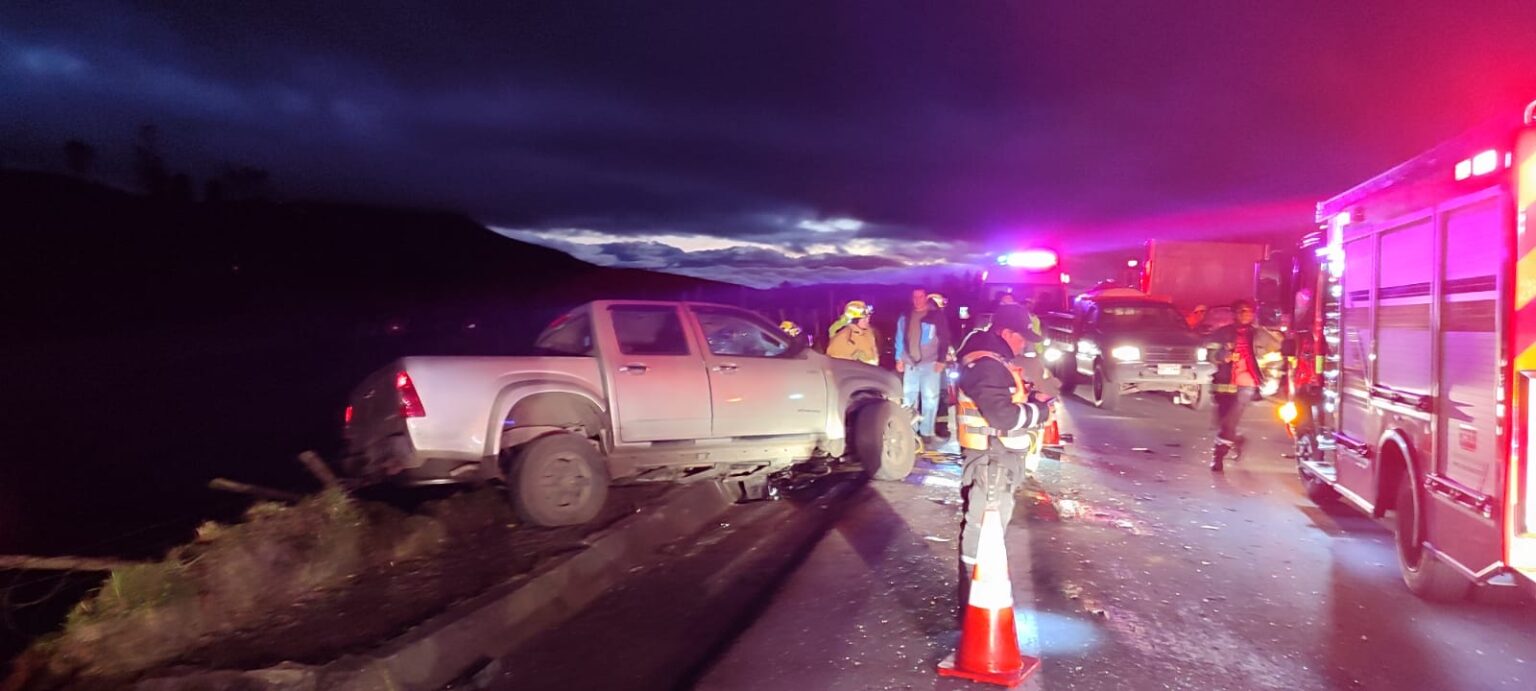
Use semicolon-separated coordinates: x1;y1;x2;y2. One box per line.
503;432;610;527
1093;361;1120;411
853;399;916;481
1184;384;1212;411
1055;359;1078;396
1394;474;1471;602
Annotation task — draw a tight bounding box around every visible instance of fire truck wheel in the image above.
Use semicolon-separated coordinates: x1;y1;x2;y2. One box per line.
1092;361;1120;411
854;399;916;481
1394;476;1472;602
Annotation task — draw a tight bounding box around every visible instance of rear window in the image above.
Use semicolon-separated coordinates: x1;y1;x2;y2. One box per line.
610;306;690;356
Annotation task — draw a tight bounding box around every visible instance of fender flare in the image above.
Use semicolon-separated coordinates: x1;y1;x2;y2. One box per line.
484;380;607;458
1373;428;1416;517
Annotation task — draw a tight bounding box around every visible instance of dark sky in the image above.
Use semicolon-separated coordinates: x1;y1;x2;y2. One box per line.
4;1;1536;286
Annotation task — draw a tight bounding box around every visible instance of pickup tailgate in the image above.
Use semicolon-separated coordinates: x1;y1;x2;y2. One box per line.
344;356;605;474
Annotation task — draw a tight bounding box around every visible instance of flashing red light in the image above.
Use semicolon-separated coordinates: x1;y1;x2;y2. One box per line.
344;405;354;426
998;250;1058;270
396;371;427;418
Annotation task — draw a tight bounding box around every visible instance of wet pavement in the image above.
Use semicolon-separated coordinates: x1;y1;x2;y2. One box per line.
696;393;1536;691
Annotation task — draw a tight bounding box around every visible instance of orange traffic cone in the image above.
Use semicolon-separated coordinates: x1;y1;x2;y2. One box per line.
937;507;1041;687
1041;419;1061;447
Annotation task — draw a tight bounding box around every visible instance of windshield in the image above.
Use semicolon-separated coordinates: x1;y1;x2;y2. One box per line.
1095;303;1186;331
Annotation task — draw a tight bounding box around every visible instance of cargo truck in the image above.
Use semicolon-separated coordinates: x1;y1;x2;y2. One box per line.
1140;240;1269;318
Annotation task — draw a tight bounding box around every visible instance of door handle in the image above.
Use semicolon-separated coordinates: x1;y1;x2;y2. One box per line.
712;363;739;373
619;364;648;374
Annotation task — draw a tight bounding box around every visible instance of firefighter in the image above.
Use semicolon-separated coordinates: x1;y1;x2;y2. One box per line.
954;304;1054;571
779;320;812;349
1207;299;1278;470
1185;304;1209;331
827;301;879;366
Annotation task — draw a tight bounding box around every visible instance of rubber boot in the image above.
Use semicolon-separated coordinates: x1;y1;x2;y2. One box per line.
1211;442;1228;472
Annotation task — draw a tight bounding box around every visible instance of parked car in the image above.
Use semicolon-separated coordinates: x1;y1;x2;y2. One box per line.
342;300;915;526
1042;289;1216;410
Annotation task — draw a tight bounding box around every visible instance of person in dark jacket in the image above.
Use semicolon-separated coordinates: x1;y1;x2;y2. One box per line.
954;304;1052;570
896;289;956;447
1206;299;1277;471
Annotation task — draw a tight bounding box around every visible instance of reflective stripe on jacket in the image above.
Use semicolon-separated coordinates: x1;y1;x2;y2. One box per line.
957;351;1042;452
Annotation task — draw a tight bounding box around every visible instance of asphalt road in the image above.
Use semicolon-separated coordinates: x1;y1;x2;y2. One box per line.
696;392;1536;691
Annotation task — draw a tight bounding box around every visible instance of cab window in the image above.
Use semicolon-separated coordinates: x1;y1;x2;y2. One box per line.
610;306;690;356
1098;304;1186;330
534;311;593;355
692;307;795;358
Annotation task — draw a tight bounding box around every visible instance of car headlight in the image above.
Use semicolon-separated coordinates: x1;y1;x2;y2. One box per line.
1197;347;1209;361
1111;345;1141;362
1044;347;1064;363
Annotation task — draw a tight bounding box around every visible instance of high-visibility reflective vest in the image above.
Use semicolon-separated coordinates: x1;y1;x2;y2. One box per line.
1028;313;1046;357
956;351;1035;452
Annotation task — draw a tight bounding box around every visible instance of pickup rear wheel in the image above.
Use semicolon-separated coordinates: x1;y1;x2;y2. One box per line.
1394;474;1471;602
854;400;916;481
504;433;609;527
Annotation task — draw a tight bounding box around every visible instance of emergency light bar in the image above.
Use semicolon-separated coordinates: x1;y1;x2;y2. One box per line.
996;249;1058;270
1454;149;1504;181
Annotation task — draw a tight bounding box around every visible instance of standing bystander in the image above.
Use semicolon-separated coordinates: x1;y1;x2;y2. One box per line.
896;288;954;448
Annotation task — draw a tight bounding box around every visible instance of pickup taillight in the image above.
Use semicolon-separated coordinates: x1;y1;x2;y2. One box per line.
396;371;427;418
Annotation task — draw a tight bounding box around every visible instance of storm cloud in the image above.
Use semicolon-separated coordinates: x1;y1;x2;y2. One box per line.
4;1;1536;284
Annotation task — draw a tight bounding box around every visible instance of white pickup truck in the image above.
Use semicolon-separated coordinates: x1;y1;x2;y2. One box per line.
342;300;915;525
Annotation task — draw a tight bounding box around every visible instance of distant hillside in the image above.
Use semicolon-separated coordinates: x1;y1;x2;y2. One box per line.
0;170;736;338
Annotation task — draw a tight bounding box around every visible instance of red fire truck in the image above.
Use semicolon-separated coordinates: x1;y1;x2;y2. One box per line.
1280;100;1536;600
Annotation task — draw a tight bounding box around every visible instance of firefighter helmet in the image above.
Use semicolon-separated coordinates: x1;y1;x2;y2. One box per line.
779;320;803;337
843;300;872;319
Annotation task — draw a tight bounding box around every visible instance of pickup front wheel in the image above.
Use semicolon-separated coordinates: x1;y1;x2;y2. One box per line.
853;400;916;481
504;433;609;527
1093;361;1120;411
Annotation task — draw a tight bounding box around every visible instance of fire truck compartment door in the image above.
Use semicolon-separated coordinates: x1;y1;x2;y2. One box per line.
1430;193;1506;574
